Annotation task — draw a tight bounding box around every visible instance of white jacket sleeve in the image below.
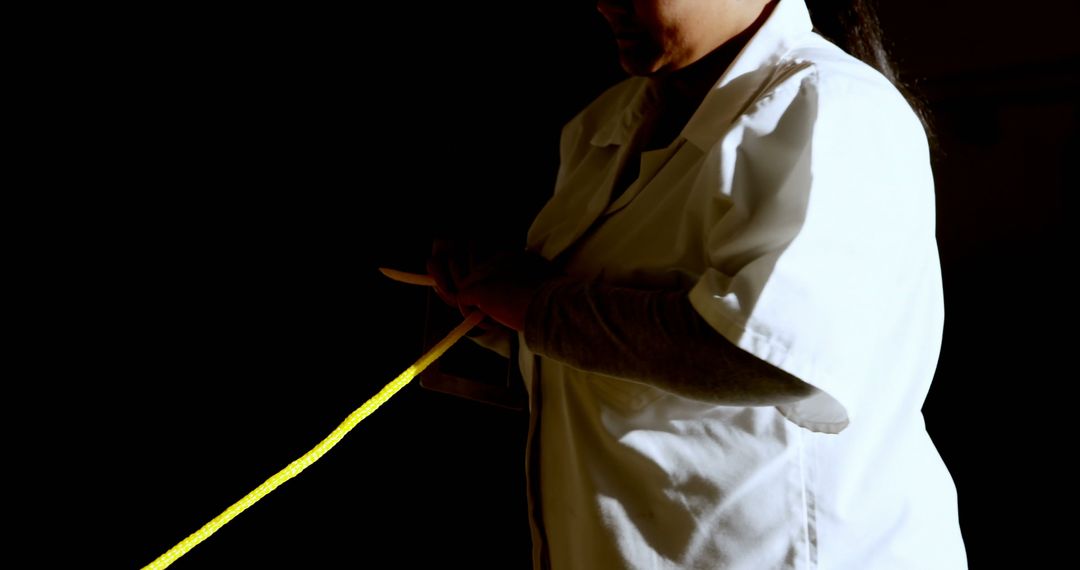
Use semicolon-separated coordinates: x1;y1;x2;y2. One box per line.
689;63;940;434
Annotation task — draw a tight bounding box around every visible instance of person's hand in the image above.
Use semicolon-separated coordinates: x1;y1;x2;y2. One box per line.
426;239;561;332
426;238;481;311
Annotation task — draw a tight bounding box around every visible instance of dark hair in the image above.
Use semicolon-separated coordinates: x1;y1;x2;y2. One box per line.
805;0;933;138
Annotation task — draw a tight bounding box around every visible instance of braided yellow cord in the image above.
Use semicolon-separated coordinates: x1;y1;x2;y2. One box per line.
142;300;484;569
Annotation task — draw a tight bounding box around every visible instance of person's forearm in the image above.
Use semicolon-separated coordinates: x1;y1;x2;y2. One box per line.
523;277;816;406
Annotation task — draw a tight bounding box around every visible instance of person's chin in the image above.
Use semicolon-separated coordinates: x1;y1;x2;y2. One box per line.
615;41;659;76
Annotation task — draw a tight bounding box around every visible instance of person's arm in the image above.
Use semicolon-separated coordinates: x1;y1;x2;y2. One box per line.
524;277;817;406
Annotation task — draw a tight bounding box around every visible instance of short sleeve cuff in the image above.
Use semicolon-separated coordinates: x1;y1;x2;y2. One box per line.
688;275;851;434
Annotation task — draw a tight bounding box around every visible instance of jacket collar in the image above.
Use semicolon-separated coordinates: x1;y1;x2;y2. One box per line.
590;0;814;150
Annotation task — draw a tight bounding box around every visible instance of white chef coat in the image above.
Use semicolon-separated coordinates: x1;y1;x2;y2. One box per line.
515;0;968;568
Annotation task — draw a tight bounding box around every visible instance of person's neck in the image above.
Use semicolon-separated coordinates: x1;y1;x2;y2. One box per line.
648;0;777;120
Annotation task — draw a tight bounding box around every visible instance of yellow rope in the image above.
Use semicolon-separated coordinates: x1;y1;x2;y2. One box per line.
143;270;481;569
378;267;436;287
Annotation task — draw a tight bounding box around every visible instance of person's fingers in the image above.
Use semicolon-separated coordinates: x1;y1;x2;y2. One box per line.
448;249;469;292
428;239;461;307
453;238;490;292
456;261;494;292
433;238;471;288
426;256;458;307
458;304;502;333
455;279;478;317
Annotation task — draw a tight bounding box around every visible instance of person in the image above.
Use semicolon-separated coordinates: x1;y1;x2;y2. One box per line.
427;0;968;568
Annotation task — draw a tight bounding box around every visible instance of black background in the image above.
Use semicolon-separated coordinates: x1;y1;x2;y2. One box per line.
33;2;1076;568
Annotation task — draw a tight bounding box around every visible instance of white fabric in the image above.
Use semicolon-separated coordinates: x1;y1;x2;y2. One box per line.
516;0;967;568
